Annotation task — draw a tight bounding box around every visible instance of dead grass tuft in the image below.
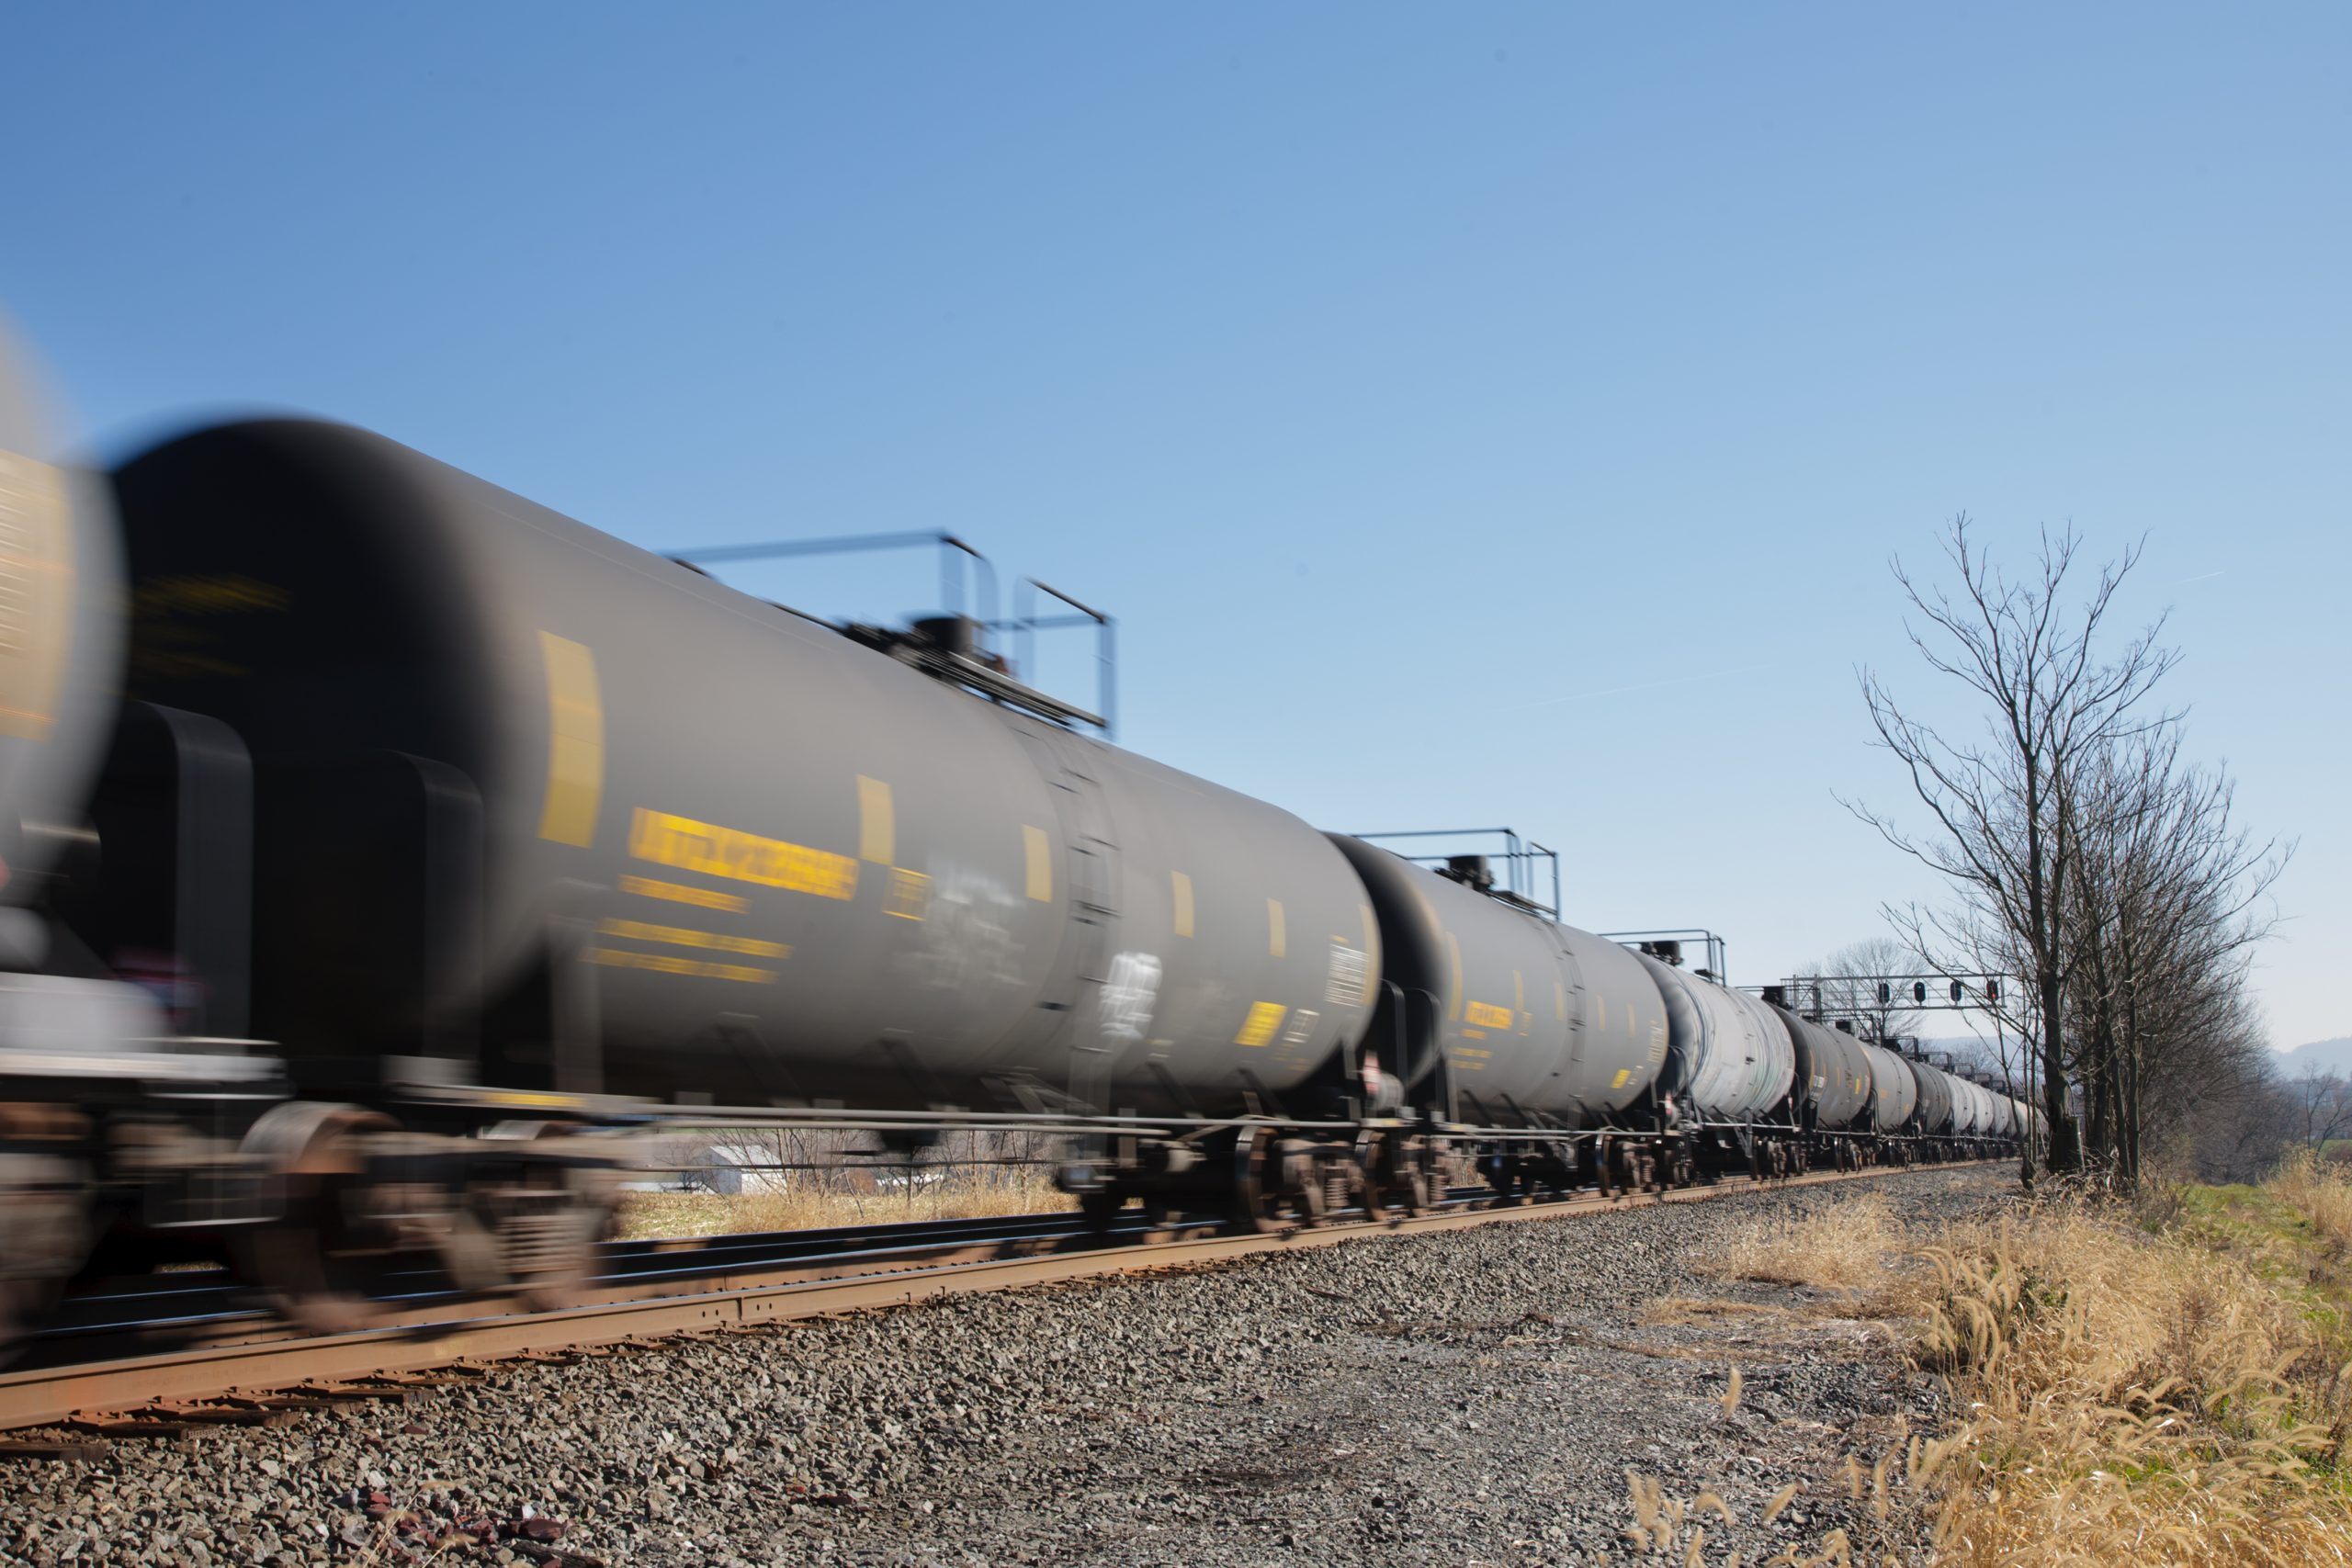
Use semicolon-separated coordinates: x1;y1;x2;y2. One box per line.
1642;1295;1793;1327
2271;1147;2352;1259
1704;1191;1909;1297
616;1166;1075;1239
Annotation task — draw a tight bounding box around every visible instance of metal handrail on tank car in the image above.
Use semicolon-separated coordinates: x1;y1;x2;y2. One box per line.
669;528;1000;631
991;579;1118;741
1351;828;1562;919
1602;928;1731;982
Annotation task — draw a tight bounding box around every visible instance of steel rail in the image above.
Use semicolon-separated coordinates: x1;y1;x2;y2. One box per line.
0;1162;1996;1435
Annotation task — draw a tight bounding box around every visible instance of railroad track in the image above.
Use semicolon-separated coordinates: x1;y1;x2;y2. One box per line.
0;1161;1992;1450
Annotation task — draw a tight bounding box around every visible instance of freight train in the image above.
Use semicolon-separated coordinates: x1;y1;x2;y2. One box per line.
0;334;2028;1358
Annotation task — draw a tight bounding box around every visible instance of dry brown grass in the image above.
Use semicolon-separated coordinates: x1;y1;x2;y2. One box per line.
1703;1190;1909;1297
1905;1201;2352;1567
616;1166;1075;1240
1676;1167;2352;1565
2271;1147;2352;1258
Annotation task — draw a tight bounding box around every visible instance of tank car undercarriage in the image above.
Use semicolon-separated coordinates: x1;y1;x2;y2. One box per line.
0;1059;2022;1366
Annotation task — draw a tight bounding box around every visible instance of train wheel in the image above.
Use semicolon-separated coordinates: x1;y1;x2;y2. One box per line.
1230;1126;1319;1233
1399;1136;1442;1217
470;1124;617;1314
1136;1197;1184;1243
0;1152;89;1366
234;1102;411;1336
1350;1134;1382;1219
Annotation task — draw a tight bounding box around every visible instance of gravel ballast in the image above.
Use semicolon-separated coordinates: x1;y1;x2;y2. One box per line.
1;1167;2011;1567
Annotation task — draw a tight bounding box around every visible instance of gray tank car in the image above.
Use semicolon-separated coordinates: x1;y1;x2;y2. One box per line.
1328;836;1667;1124
1634;953;1794;1122
1952;1076;1990;1137
1859;1041;1920;1133
107;420;1379;1122
1905;1056;1955;1137
1768;1004;1874;1132
1984;1091;2014;1139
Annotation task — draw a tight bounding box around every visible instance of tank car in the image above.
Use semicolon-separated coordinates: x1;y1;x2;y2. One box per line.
1634;953;1794;1122
1858;1040;1920;1134
1984;1089;2015;1141
1631;950;1795;1178
94;419;1393;1302
1906;1056;1956;1145
1329;837;1668;1197
1765;1003;1874;1168
1951;1075;1989;1140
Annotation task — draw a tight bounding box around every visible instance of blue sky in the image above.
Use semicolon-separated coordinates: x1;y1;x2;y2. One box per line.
6;4;2345;1045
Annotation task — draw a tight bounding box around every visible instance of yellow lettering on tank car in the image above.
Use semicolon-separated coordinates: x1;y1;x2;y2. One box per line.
1171;871;1195;938
1464;1000;1513;1031
594;917;790;958
131;573;288;615
856;776;894;864
618;874;751;913
535;632;605;848
1554;980;1567;1021
1234;1001;1287;1048
884;867;932;920
482;1090;585;1111
1023;825;1054;902
1267;898;1285;958
628;807;859;898
1611;1067;1632;1089
587;947;777;984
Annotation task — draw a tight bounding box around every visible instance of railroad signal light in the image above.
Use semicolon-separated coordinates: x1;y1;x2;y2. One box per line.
1878;982;1892;1006
1986;978;2000;1002
1911;981;1927;1003
1950;979;1964;1002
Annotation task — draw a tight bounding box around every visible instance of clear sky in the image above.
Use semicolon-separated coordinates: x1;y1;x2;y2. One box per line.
6;5;2346;1046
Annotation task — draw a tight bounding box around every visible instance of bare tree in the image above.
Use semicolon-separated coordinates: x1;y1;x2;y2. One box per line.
2064;730;2288;1182
1785;937;1926;1043
2286;1069;2352;1152
1849;516;2180;1180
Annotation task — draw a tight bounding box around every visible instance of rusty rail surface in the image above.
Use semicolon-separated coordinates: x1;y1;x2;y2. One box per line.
0;1162;1996;1434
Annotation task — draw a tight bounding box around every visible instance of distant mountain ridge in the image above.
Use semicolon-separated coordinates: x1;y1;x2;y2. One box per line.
2280;1038;2352;1078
